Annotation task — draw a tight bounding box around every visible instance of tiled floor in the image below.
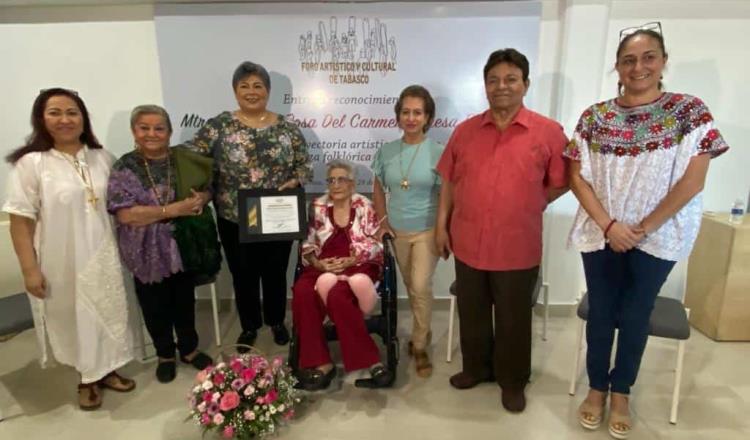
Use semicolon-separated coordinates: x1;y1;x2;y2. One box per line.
1;302;748;439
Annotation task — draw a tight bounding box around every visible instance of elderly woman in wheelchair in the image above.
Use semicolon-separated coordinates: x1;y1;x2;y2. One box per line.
291;159;394;391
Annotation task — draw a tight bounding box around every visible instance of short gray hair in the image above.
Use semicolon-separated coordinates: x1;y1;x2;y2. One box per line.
232;61;271;91
326;159;357;180
130;105;172;133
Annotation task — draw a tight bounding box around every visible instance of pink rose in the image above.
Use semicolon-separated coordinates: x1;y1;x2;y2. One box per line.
241;368;257;382
272;356;283;369
202;391;213;403
283;409;295;421
213;373;226;386
222;425;235;438
200;413;211;425
219;391;240;411
265;389;278;403
213;413;225;425
230;359;243;374
244;410;256;420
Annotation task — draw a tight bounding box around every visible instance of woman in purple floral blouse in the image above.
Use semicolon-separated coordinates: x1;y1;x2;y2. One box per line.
184;61;312;351
108;105;213;383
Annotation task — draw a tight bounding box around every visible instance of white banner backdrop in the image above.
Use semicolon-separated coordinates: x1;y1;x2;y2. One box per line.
155;2;541;193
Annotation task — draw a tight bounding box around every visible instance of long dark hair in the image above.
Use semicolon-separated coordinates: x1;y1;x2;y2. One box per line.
6;88;103;164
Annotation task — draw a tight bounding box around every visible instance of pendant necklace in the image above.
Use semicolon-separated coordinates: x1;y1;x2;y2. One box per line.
60;148;99;207
141;151;172;210
398;139;423;191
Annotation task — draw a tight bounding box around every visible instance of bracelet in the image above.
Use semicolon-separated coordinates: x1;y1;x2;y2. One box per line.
604;219;617;238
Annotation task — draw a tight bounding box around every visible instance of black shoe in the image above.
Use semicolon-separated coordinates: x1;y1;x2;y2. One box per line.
297;367;336;391
180;351;213;370
236;329;258;353
156;360;176;383
354;364;394;389
271;324;290;346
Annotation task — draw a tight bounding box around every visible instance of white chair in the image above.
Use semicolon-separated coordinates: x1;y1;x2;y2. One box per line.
209;282;222;346
568;292;691;424
446;275;549;363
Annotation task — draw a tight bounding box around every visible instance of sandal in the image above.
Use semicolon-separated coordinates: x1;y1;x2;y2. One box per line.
578;398;605;430
98;371;136;393
408;341;433;378
608;411;632;439
78;382;102;411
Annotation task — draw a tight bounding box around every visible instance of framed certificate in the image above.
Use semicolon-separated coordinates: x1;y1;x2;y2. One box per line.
238;187;307;242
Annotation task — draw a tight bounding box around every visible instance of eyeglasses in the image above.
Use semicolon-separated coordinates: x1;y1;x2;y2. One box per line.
619;22;662;41
39;88;79;96
326;176;352;185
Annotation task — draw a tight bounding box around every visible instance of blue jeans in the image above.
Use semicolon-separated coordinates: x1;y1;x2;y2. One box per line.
581;246;675;394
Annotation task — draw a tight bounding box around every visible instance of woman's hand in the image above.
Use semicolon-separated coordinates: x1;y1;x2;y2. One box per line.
435;226;452;259
171;195;204;217
376;220;395;241
278;178;299;191
191;189;211;207
607;222;645;252
23;266;47;299
318;257;356;273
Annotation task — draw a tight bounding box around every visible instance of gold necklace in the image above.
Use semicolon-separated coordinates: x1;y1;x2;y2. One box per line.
398;139;423;191
60;148;99;207
236;110;268;126
141;151;171;207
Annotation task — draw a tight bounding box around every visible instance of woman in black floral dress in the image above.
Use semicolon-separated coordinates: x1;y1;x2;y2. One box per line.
185;61;312;350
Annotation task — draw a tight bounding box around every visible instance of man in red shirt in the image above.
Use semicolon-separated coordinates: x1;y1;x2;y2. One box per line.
436;48;569;412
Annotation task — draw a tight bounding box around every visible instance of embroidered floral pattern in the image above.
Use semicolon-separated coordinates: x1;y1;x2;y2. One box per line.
565;93;726;159
184;112;312;223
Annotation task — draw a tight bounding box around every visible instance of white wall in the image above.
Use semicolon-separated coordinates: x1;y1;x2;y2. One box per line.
1;1;748;304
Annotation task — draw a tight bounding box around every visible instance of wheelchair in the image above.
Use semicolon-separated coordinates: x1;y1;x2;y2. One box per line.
287;234;399;387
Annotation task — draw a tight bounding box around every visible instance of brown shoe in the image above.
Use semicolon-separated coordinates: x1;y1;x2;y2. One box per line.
449;371;493;390
501;386;527;413
78;382;102;411
98;371;136;393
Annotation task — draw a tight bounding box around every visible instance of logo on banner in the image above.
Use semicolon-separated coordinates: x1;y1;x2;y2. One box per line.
298;16;397;85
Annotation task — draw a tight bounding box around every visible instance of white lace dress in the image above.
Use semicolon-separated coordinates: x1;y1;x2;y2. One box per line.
3;147;135;383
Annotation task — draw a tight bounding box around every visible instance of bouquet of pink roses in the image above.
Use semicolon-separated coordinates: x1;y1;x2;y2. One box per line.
188;349;300;438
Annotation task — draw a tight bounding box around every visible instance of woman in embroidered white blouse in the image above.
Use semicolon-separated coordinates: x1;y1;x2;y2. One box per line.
3;89;136;411
564;24;729;439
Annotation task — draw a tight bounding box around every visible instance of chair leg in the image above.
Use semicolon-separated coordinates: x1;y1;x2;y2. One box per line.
569;317;585;396
542;282;549;341
446;296;456;363
670;308;690;425
210;283;222;347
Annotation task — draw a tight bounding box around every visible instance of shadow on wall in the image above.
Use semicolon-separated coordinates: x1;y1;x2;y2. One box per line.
105;109;136;159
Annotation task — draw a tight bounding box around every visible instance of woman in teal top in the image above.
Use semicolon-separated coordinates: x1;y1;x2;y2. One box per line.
372;85;444;378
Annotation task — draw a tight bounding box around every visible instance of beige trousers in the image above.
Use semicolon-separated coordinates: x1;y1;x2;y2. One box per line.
392;228;439;350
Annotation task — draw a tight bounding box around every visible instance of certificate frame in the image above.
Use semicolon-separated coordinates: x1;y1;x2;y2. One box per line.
238;187;307;243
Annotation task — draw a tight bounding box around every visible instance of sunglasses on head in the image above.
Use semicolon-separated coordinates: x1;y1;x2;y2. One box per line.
619;22;662;41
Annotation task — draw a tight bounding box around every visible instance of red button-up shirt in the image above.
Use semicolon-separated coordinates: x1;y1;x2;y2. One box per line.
436;107;568;271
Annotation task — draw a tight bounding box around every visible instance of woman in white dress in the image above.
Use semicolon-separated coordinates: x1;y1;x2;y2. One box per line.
3;88;136;410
